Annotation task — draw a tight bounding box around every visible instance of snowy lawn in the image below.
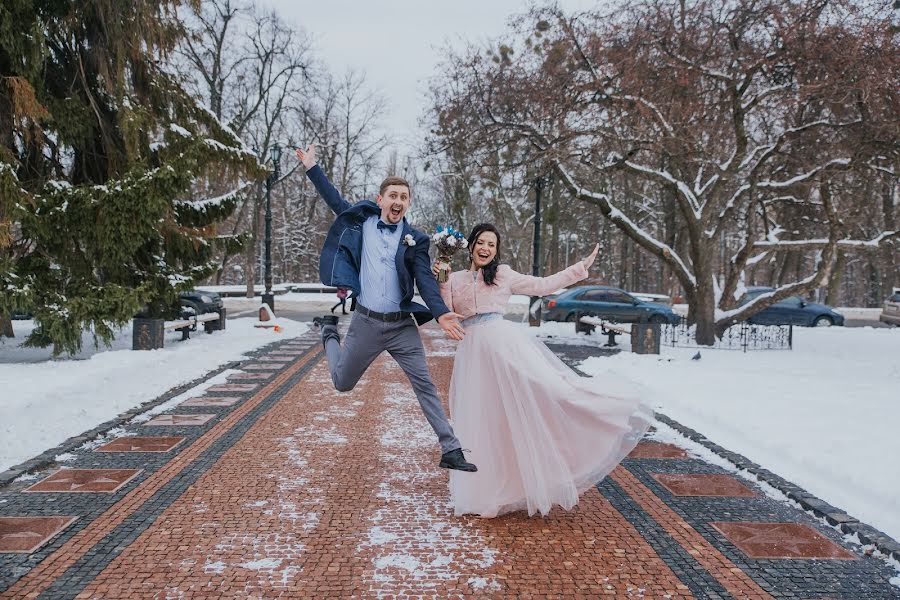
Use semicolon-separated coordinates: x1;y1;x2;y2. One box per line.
551;324;900;542
0;318;308;472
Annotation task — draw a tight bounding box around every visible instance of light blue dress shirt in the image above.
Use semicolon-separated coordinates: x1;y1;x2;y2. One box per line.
358;215;404;313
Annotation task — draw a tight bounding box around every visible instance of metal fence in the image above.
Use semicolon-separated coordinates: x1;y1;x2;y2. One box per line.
662;319;793;352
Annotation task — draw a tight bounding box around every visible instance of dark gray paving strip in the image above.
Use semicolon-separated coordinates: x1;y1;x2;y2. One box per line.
597;476;733;599
624;460;900;599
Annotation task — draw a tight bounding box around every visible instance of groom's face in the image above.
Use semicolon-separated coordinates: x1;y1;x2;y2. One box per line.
377;185;411;225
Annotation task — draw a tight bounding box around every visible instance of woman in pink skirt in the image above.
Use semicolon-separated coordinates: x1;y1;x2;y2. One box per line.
434;223;652;518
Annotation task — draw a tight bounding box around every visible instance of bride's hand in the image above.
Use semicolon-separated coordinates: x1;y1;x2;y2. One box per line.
581;243;600;270
432;260;449;277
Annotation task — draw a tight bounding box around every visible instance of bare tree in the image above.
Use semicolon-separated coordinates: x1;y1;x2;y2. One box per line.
180;1;314;293
428;0;899;344
271;70;389;282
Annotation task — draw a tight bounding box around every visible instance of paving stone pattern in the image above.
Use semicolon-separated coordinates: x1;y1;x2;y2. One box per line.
0;327;897;598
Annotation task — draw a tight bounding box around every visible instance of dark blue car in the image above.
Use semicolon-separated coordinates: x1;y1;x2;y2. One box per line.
542;285;680;324
742;287;844;327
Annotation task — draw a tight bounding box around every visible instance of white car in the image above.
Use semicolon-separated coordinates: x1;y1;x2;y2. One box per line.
880;289;900;327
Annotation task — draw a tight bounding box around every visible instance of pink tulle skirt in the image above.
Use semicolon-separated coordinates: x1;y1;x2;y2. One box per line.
448;314;653;518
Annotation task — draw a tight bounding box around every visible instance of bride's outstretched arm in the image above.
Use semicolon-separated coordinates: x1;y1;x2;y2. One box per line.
507;243;599;297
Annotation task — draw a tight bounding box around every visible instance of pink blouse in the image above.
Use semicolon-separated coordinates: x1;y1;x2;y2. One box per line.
439;262;588;319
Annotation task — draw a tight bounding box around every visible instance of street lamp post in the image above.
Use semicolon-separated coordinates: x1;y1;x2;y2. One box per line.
529;174;552;327
262;143;281;311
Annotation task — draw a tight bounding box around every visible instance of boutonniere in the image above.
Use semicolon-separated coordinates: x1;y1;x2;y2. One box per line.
402;234;416;246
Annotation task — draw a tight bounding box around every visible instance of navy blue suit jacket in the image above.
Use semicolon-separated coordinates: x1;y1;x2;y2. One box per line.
307;165;450;325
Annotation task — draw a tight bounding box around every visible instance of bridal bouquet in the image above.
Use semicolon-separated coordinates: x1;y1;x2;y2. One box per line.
432;226;468;283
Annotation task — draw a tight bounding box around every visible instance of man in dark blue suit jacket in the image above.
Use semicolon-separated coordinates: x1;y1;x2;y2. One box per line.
297;144;476;473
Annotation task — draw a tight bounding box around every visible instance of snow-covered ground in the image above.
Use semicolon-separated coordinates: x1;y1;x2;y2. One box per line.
0;318;308;472
2;295;896;546
545;324;900;542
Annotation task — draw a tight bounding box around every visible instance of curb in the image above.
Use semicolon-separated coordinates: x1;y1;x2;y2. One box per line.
652;413;900;564
0;338;295;488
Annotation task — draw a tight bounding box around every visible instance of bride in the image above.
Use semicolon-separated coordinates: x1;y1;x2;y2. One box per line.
434;223;652;518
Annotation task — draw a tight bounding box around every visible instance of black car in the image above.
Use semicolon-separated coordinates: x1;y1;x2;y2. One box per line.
11;291;224;321
179;290;224;318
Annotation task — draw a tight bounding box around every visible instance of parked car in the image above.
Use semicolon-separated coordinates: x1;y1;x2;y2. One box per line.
179;289;223;318
630;292;673;307
542;285;681;324
879;290;900;327
741;287;844;327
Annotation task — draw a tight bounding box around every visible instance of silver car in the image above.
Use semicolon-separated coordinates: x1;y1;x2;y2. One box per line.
880;290;900;326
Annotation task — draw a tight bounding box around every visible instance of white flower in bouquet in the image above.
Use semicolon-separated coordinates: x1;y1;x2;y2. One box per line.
432;225;467;283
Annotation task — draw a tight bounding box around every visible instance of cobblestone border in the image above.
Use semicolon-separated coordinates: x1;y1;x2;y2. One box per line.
0;338;295;487
33;350;323;599
597;476;733;598
653;413;900;564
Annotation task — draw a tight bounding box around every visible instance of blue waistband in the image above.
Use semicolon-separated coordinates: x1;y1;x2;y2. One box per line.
461;312;502;327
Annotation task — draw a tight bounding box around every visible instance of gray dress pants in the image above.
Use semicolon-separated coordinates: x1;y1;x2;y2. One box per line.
321;312;461;454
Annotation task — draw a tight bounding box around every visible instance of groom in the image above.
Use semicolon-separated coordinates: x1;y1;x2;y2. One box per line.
296;145;476;473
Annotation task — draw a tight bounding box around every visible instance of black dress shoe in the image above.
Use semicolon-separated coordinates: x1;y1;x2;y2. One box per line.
313;315;339;328
439;448;477;472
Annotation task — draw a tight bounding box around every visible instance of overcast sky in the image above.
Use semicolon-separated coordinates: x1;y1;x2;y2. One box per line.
265;1;599;152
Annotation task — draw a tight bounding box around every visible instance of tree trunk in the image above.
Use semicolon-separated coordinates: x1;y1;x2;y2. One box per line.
550;183;559;273
690;251;717;345
1;315;13;338
215;257;226;285
632;243;640;292
866;263;881;308
881;178;898;293
775;250;796;286
694;292;717;344
825;250;847;306
245;187;262;298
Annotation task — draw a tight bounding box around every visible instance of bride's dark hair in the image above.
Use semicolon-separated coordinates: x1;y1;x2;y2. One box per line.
467;223;501;286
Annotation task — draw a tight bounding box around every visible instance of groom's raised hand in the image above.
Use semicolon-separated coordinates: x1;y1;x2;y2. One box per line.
295;144;317;171
437;312;466;341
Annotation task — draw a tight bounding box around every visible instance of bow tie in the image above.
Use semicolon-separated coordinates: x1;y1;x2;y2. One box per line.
377;221;398;233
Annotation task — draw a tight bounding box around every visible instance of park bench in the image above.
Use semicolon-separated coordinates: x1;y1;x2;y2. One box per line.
600;323;628;347
575;314;629;347
164;318;195;341
166;312;225;340
134;309;226;350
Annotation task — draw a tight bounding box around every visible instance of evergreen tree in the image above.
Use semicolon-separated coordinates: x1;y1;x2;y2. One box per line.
0;0;263;355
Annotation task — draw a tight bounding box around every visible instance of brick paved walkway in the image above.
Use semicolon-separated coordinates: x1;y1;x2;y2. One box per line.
1;326;898;598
